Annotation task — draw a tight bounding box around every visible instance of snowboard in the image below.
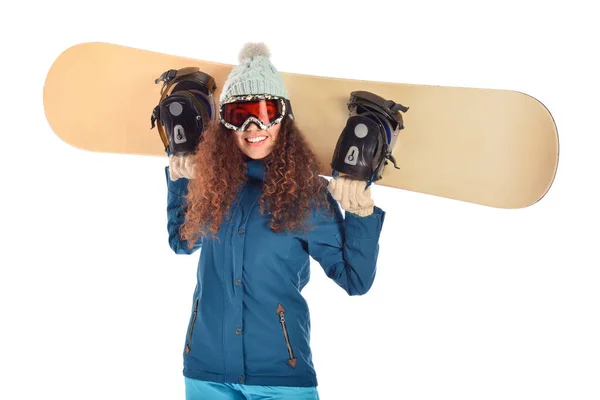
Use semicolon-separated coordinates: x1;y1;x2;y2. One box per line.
43;42;559;209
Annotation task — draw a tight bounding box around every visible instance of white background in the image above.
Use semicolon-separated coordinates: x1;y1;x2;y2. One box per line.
1;1;599;399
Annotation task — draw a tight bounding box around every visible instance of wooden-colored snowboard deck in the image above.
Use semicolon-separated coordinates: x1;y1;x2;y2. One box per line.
43;42;559;208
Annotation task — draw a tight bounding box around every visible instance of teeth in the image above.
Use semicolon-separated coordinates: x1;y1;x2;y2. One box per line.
247;136;266;143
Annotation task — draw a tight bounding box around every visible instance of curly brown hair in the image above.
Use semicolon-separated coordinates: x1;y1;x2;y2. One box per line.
179;115;334;249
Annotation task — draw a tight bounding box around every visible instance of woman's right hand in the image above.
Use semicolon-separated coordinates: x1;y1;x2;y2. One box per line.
169;153;195;181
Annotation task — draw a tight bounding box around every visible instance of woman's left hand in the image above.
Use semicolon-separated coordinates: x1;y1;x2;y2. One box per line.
327;176;375;217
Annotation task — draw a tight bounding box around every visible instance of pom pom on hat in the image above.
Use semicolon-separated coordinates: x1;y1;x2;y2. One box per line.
238;42;271;62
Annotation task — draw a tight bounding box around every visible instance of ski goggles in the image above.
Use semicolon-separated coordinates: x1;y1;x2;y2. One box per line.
219;94;291;132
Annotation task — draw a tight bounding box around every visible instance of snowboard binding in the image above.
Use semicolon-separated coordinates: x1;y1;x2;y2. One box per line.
331;91;409;186
150;67;217;155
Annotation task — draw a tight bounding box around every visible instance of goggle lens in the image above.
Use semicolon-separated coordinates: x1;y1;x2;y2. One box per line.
222;99;282;128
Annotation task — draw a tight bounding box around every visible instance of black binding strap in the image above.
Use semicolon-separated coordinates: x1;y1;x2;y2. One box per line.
348;90;409;131
151;67;217;152
331;90;409;185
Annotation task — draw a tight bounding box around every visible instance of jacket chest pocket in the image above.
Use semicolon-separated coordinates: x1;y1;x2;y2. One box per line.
276;304;297;368
185;298;199;355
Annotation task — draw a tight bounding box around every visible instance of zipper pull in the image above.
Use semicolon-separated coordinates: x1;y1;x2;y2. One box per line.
276;303;286;316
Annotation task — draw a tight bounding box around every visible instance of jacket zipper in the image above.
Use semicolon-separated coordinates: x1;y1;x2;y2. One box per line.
276;304;297;368
185;298;199;355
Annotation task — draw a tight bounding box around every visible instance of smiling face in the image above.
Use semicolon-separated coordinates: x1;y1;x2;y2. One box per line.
233;122;281;160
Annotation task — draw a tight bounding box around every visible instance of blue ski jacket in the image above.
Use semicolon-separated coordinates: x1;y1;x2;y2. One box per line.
165;157;386;387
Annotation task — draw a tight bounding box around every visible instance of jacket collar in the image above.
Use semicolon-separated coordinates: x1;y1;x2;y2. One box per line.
244;156;266;181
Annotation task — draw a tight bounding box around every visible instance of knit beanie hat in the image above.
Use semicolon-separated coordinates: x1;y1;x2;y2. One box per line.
219;42;288;104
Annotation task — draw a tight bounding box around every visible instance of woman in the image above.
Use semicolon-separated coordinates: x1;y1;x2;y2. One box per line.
165;43;386;400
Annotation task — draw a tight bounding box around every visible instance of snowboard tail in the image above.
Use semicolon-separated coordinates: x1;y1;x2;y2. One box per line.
43;42;559;209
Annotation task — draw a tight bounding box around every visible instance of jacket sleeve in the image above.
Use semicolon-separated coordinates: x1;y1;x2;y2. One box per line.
165;166;202;255
307;190;386;296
